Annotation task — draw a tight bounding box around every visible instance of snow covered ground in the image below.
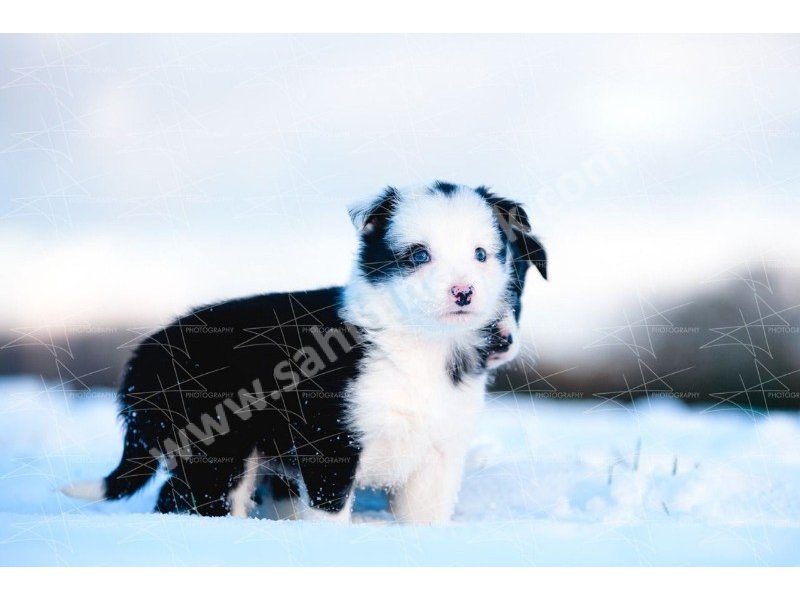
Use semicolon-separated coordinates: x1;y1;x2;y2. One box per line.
0;376;798;566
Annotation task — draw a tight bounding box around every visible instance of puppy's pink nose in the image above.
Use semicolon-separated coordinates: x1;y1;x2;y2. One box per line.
450;284;474;307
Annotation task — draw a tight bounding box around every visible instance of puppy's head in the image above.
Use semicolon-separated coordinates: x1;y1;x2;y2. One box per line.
475;186;547;367
348;182;520;334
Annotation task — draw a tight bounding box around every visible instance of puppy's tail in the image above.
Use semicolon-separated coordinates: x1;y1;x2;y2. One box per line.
61;417;160;502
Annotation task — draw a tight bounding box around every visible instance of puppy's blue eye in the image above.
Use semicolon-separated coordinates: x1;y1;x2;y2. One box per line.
411;248;431;265
475;247;487;262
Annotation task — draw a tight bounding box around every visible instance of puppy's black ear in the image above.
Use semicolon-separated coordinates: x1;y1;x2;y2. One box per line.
513;231;548;280
348;187;400;233
480;189;532;236
477;187;547;281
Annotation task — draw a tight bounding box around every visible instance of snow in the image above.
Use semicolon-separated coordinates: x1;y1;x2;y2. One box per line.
0;376;798;566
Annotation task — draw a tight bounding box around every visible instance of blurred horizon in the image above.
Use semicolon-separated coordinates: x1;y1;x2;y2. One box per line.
2;34;799;408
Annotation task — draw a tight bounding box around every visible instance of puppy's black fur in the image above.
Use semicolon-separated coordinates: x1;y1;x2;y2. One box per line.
112;288;363;515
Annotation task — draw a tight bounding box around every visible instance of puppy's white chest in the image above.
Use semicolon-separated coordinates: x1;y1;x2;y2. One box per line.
349;341;485;489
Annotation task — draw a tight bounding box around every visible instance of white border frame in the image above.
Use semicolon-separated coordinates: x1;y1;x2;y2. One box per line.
2;1;799;33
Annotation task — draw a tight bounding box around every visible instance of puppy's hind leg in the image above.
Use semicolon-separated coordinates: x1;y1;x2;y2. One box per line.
260;475;302;520
227;450;261;518
155;457;246;517
155;475;212;515
297;448;359;523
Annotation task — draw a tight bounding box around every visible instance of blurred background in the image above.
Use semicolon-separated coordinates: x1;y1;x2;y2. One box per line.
1;34;798;409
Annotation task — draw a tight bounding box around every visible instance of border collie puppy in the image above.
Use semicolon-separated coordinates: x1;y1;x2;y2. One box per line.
62;182;546;524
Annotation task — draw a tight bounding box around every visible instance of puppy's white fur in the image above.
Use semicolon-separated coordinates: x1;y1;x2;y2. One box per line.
345;329;487;523
341;186;510;523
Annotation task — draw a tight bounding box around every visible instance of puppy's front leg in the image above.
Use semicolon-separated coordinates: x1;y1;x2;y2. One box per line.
390;445;467;524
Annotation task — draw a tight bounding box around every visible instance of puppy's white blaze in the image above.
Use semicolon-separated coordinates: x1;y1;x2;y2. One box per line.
389;188;502;256
61;480;106;501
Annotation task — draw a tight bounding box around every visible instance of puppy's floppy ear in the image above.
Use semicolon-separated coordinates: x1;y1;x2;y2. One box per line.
513;231;548;280
477;186;547;281
479;188;532;236
348;187;400;233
